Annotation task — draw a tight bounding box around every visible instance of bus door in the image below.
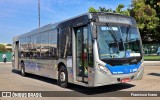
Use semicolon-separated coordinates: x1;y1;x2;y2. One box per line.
75;26;89;83
12;41;19;69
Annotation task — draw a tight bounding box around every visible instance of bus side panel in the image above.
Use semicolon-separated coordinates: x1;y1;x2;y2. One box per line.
12;41;20;70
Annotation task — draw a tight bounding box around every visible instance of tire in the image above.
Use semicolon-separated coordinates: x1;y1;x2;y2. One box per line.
58;66;68;88
21;62;26;76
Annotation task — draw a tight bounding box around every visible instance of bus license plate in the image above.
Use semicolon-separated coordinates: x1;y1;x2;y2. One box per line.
120;78;130;83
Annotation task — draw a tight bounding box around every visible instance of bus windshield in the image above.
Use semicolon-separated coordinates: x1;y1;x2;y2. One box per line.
98;24;142;59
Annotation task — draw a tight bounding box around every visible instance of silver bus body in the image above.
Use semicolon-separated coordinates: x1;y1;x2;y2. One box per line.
12;12;144;87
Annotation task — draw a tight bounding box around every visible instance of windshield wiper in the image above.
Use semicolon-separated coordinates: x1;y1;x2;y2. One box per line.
106;23;118;42
106;23;120;57
126;25;131;51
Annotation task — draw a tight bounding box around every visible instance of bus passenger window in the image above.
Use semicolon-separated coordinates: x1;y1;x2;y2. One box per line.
49;29;58;58
59;27;71;58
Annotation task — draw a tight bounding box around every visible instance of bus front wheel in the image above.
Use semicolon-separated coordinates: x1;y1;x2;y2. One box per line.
21;62;26;76
58;66;68;88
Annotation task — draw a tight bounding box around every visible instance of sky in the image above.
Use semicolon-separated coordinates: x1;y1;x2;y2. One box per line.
0;0;131;44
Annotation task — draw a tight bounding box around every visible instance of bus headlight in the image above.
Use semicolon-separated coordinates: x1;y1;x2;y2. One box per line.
97;64;111;75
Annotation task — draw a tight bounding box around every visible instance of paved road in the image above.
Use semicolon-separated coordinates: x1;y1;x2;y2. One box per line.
0;63;160;100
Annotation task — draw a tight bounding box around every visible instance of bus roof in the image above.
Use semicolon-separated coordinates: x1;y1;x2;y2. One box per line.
16;12;135;39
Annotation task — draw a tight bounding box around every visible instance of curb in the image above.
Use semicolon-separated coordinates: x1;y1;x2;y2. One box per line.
144;61;160;66
144;61;160;63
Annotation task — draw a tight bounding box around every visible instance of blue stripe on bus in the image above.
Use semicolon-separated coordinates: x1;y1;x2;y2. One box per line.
106;62;141;75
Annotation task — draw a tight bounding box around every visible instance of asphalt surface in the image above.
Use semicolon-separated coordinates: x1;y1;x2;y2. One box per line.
0;63;160;100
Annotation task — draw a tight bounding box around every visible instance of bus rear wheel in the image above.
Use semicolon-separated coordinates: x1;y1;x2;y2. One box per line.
58;66;68;88
21;62;26;76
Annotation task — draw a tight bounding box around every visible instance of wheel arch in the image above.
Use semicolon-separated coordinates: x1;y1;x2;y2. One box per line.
21;60;24;64
20;60;24;69
57;62;67;72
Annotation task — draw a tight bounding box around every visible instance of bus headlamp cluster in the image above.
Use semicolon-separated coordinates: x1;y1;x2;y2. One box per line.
97;64;110;75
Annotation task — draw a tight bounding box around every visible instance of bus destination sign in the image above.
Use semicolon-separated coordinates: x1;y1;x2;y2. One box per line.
98;15;133;25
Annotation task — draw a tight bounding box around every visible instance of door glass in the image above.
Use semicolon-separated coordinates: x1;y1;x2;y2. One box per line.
83;27;88;77
76;28;83;77
75;26;89;82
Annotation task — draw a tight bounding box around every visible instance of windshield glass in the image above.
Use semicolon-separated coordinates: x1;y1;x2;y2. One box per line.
98;24;142;59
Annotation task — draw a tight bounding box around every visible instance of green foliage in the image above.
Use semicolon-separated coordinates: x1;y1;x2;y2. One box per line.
116;4;125;12
145;0;160;42
145;0;160;17
99;7;106;12
89;7;98;12
115;4;130;16
131;0;159;42
0;44;6;52
144;55;160;61
88;4;130;16
131;0;158;30
6;44;12;46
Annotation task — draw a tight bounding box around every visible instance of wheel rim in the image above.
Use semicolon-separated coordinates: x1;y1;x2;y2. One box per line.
60;72;65;82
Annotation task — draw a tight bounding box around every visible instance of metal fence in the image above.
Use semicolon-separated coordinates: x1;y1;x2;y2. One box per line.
0;52;12;62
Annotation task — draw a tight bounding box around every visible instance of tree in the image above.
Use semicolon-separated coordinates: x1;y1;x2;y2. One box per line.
145;0;160;42
89;7;98;13
131;0;159;43
6;44;12;46
116;4;125;12
115;4;130;16
99;7;107;12
0;44;6;52
145;0;160;17
88;4;130;16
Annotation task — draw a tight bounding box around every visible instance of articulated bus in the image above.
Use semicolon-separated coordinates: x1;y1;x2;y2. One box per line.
12;12;144;87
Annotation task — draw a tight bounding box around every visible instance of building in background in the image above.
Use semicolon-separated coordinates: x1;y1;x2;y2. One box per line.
0;43;12;52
